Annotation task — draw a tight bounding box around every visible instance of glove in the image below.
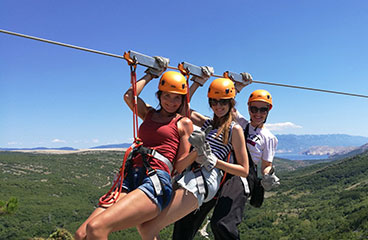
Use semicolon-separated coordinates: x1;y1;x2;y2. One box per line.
188;126;217;171
188;126;212;153
261;168;280;191
195;147;218;171
144;56;169;78
191;66;214;86
235;72;253;93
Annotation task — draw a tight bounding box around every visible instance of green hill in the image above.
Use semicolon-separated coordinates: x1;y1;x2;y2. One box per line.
1;150;367;239
237;150;368;240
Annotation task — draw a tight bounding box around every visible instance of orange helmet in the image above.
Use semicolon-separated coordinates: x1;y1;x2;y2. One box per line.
207;78;236;99
248;89;273;110
158;71;187;95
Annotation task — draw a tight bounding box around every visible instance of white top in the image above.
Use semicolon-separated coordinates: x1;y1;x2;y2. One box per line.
235;110;278;165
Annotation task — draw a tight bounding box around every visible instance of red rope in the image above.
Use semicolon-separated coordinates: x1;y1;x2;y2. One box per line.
130;65;139;140
98;64;141;207
98;144;133;206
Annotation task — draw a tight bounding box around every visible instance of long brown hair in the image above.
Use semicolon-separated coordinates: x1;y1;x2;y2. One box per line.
210;98;236;145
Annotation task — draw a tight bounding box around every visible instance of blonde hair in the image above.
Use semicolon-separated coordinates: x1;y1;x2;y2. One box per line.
211;98;236;145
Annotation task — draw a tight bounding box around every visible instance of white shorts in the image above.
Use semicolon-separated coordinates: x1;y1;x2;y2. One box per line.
176;167;223;207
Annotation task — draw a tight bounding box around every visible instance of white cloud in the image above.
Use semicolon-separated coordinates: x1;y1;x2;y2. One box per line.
265;122;302;131
52;139;66;143
92;139;99;143
7;141;19;145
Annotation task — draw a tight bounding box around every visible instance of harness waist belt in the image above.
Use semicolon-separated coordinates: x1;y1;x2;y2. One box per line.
146;148;173;173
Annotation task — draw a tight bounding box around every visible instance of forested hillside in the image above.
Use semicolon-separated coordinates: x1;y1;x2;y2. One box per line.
235;151;368;240
1;150;367;239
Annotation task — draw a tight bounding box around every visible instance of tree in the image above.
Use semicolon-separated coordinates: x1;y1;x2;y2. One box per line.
0;197;18;216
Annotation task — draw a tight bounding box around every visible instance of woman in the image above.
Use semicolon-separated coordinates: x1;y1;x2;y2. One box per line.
74;70;193;240
172;88;279;240
237;89;278;177
139;77;249;240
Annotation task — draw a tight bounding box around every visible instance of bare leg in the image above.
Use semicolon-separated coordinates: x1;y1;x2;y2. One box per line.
74;192;128;240
140;188;199;240
86;188;160;239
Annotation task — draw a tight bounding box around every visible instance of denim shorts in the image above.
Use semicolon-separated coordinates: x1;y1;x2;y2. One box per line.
122;167;172;211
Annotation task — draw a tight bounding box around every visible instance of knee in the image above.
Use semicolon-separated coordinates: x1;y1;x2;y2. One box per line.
86;219;107;239
74;229;86;240
138;222;159;240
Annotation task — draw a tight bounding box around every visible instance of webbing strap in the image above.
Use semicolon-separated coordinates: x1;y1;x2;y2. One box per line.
148;170;163;196
194;168;206;195
149;149;173;173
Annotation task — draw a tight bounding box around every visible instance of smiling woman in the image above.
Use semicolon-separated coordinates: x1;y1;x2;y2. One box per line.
137;77;249;239
74;65;194;239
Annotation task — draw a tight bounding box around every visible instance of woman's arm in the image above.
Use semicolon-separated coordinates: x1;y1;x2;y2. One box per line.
190;110;208;128
261;160;272;176
215;124;249;177
173;117;194;173
123;73;154;120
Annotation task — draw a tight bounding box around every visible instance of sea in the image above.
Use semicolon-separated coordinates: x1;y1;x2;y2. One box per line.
275;153;330;161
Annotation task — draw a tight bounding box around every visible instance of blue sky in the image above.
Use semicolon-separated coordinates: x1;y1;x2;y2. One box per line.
1;0;368;149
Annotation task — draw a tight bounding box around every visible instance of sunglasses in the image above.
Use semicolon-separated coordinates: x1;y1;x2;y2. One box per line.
249;106;269;114
209;98;230;106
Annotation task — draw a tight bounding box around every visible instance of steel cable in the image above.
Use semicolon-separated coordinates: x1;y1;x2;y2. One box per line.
1;29;367;99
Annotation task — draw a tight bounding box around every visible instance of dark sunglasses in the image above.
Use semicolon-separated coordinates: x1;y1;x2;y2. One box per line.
249;106;269;114
209;98;230;106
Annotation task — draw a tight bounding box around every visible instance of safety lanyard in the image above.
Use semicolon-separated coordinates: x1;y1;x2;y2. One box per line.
98;58;142;206
129;64;140;142
178;65;191;118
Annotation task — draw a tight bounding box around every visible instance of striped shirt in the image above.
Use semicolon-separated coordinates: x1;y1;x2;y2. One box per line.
201;119;235;161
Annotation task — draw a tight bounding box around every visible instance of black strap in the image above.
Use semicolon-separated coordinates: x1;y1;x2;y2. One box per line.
244;124;256;171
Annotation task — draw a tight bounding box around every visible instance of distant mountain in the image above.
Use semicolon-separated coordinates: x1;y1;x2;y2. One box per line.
275;134;368;154
329;143;368;160
90;143;132;149
2;134;367;155
302;146;358;156
0;147;77;151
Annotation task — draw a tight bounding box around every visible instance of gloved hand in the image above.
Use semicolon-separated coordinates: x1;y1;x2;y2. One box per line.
261;168;280;191
195;146;218;171
188;126;212;152
235;72;253;93
145;56;169;78
191;66;214;86
188;126;217;171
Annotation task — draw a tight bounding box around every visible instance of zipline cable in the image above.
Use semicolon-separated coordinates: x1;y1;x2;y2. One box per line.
0;29;124;60
1;29;368;99
213;73;368;99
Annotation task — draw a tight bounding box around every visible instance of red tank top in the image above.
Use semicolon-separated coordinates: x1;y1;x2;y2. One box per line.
133;109;182;173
